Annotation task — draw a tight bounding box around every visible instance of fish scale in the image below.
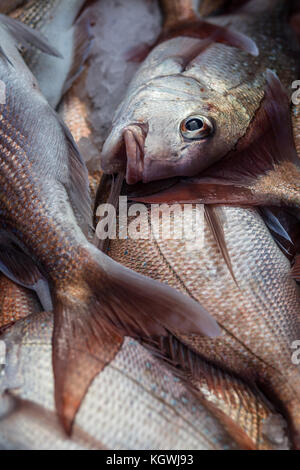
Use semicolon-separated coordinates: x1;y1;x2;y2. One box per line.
0;312;238;450
0;274;41;330
108;203;300;447
101;0;299;184
0;13;219;435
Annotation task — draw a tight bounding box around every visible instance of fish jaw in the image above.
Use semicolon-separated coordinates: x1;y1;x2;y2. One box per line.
101;124;147;184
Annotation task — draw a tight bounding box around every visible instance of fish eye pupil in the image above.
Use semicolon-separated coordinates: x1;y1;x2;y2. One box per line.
185;118;203;131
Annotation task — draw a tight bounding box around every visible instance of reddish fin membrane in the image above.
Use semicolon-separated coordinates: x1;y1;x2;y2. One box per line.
125;43;153;63
53;300;123;434
127;17;258;63
205;205;238;285
55;112;92;232
158;19;259;56
53;244;220;433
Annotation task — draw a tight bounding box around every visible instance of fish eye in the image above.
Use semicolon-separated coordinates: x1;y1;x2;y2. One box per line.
180;115;214;140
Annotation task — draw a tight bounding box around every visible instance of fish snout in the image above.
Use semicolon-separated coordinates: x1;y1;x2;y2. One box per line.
100;130;127;175
123;124;148;185
101;124;147;185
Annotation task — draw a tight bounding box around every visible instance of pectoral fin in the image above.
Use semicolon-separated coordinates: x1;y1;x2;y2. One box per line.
0;13;61;58
0;235;52;311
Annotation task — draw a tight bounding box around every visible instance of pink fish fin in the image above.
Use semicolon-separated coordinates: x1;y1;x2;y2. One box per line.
132;70;300;207
52;244;220;433
61;8;94;96
53;303;124;435
204;205;238;285
130;179;260;204
0;235;52;311
126;16;258;63
55;112;92;234
158;19;258;56
145;334;274;450
125;43;153;63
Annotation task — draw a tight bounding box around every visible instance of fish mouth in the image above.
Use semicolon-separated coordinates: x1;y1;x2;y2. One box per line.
123;125;147;185
101;124;147;185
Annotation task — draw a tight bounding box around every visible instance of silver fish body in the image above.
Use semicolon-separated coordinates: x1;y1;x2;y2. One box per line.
0;312;236;450
107;202;300;448
10;0;91;108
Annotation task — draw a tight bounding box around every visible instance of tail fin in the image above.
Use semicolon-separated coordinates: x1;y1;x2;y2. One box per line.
53;244;220;434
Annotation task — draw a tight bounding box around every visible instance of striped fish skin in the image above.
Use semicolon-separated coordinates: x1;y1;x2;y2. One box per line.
107;203;300;448
0;312;237;450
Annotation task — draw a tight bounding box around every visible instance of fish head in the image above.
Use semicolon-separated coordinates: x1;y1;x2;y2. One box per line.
100;75;251;184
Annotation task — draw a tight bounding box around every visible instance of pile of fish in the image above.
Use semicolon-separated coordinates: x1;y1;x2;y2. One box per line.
0;0;300;450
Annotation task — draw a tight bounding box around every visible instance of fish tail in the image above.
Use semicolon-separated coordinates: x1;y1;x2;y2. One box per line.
52;243;220;434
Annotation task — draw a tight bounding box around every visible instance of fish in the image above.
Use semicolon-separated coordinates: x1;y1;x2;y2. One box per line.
0;311;236;450
129;70;300;272
103;196;300;449
0;13;220;435
10;0;94;108
100;0;299;184
11;0;101;202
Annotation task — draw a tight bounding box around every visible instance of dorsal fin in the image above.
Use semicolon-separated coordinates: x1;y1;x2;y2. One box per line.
127;12;258;63
55;111;92;232
0;13;61;57
204;205;238;285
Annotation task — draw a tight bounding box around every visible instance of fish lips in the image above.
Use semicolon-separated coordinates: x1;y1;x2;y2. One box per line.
101;124;205;185
101;124;148;185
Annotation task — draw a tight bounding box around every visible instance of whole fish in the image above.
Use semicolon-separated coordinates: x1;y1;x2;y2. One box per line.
100;0;299;184
0;14;219;435
10;0;93;108
105;199;300;449
0;312;235;450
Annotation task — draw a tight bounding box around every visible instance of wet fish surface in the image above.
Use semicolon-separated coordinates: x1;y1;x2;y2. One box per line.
106;201;300;449
10;0;93;108
101;0;299;184
0;12;220;435
0;312;236;450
